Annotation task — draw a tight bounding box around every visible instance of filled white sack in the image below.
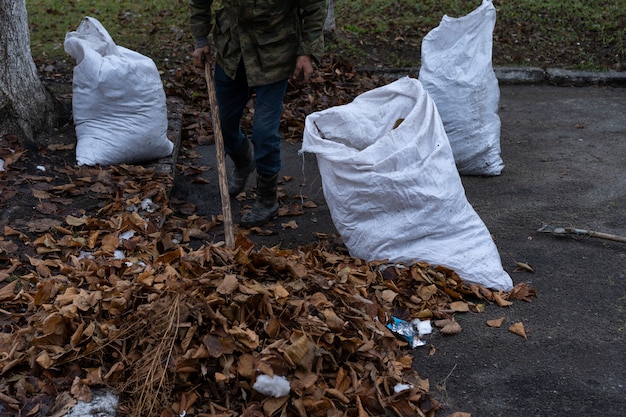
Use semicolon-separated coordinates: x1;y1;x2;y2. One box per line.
64;17;173;166
419;0;504;176
301;77;512;291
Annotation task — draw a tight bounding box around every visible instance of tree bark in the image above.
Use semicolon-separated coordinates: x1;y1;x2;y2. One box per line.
324;0;336;33
0;0;63;146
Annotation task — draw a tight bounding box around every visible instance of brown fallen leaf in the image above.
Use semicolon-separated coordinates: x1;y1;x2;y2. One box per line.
191;177;210;184
263;396;289;416
509;282;538;302
3;225;26;237
227;326;260;350
277;206;302;216
429;344;436;356
46;392;77;417
0;239;19;255
36;351;54;369
508;322;527;338
65;215;88;226
273;283;290;299
487;317;505;328
434;319;454;328
0;148;26;168
472;303;486;313
48;143;75;151
0;280;18;302
36;202;58;215
70;376;92;402
493;292;513;307
284;333;311;366
100;234;120;253
214;372;230;383
249;226;276;236
216;274;239;295
382;289;399;303
281;220;298;229
449;301;470;312
514;261;536;273
326;387;351;404
32;189;52;199
440;320;462;335
418;284;438;301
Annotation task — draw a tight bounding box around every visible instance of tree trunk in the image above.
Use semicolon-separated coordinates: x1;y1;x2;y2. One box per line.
0;0;63;146
324;0;336;33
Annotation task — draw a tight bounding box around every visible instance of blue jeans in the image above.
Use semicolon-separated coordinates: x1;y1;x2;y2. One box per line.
214;62;288;177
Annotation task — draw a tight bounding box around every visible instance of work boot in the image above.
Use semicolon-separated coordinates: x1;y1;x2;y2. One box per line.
228;140;255;196
240;174;280;227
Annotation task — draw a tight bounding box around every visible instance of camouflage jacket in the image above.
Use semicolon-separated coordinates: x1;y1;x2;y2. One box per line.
190;0;327;86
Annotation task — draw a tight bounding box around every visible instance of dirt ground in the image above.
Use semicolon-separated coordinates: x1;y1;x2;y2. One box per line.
171;83;626;416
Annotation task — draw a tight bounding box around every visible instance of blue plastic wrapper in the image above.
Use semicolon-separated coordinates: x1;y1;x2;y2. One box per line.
386;317;426;348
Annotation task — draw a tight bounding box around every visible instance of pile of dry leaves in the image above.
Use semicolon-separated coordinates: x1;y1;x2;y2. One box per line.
0;159;535;416
1;57;536;417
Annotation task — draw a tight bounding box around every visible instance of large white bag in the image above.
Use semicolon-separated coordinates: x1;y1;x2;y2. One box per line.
419;0;504;176
301;77;512;291
64;17;173;166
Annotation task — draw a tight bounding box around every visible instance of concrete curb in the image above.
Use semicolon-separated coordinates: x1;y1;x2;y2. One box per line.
542;67;626;86
356;66;626;86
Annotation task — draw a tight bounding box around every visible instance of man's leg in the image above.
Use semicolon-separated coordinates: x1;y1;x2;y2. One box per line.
240;78;288;227
214;63;255;195
250;79;288;177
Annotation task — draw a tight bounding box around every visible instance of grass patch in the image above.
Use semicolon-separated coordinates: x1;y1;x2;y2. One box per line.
27;0;189;67
330;0;626;70
27;0;626;71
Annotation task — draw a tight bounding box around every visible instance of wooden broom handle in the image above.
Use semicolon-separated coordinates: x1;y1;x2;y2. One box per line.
205;62;235;249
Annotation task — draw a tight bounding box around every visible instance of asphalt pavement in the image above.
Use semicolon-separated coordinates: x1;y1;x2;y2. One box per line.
172;68;626;417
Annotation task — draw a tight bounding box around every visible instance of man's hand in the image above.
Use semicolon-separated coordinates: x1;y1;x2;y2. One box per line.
193;45;212;68
293;55;314;82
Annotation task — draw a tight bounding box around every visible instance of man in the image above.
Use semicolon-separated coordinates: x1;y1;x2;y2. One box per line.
190;0;327;227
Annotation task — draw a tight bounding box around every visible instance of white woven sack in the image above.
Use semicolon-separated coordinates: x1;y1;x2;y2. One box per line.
64;17;173;166
301;77;512;291
419;0;504;176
